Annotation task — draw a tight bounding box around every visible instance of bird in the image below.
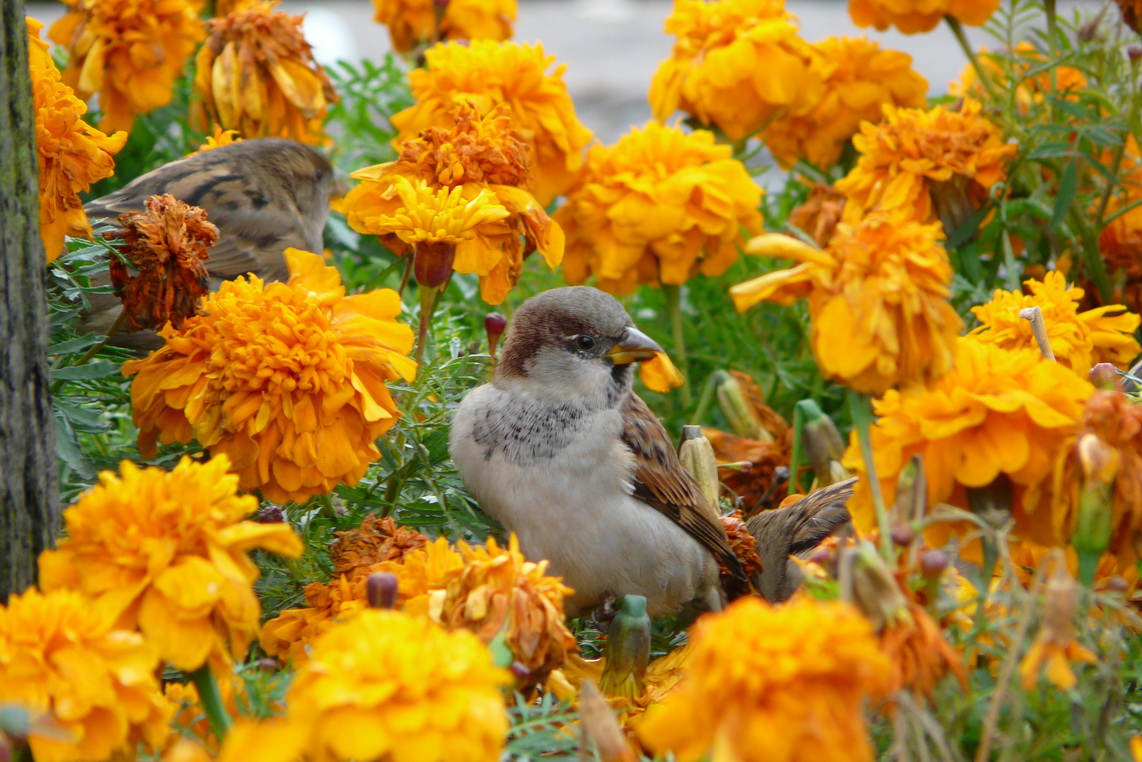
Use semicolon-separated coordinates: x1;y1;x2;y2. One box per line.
80;138;335;346
449;286;754;619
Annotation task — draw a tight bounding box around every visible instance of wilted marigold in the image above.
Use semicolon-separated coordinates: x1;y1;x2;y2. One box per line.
842;337;1095;549
372;0;515;52
107;193;217;331
836;98;1016;231
27;18;126;263
286;609;510;762
122;249;417;503
557;121;763;294
649;0;823;143
193;0;338;145
637;596;890;762
731;214;963;395
346;103;563;304
762;36;928;170
49;0;204;133
969;271;1141;373
391;41;593;205
788;183;847;248
1019;559;1097;691
37;456;302;672
849;0;998;34
0;588;170;762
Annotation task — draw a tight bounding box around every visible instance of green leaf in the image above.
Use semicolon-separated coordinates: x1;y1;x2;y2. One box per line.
52;362;121;381
1051;159;1079;228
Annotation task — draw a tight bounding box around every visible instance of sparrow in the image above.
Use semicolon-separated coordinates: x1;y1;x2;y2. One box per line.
449;286;753;618
80;138;335;345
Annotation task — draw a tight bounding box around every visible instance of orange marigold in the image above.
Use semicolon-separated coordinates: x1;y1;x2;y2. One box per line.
557;121;763;295
107;193;217;331
49;0;204;133
731;214;963;395
849;0;998;34
372;0;515;52
286;610;510;762
37;456;302;672
391;41;593;205
835;98;1017;231
0;588;170;762
345;103;563;304
122;249;417;503
649;0;824;143
192;127;243;154
762;36;929;170
969;271;1141;373
1097;135;1142;316
192;0;338;145
637;596;890;762
842;337;1095;549
952;43;1088;114
27;18;126;262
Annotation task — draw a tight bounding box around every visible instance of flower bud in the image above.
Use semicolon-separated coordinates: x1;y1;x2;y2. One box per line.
485;312;507;358
845;542;909;633
891;523;915;547
257;504;285;523
366;571;399;610
412;240;456;289
919;549;948;581
799;399;849;488
679;425;720;505
600;595;651;701
1130;45;1142;60
1073;433;1119;586
713;371;768;440
1089;362;1119;390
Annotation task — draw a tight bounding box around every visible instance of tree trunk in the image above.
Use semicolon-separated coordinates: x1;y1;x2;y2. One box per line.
1;0;61;601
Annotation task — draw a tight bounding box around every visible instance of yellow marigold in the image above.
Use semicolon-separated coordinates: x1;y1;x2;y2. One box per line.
391;41;593;205
557;121;763;295
842;337;1095;549
27;18;126;263
849;0;997;34
730;214;962;395
648;0;824;143
762;36;929;170
37;456;302;671
192;0;338;145
286;609;510;762
951;43;1088;114
835;98;1017;230
0;588;170;762
636;596;890;762
192;127;243;154
346;103;563;304
363;176;510;246
372;0;515;53
122;249;417;503
49;0;204;134
969;271;1141;373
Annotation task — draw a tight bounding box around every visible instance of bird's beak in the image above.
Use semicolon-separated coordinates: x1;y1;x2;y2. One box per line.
604;327;665;365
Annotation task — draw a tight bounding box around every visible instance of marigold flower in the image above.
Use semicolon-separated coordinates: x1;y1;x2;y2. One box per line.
346;103;563;304
107;193;217;331
637;596;890;762
372;0;516;52
849;0;998;34
835;98;1016;231
192;127;243;154
286;609;510;762
391;41;593;205
1098;135;1142;316
969;271;1141;373
330;514;430;578
49;0;204;133
37;456;302;671
122;249;417;503
649;0;823;143
951;43;1088;114
1019;560;1097;690
27;18;126;262
731;214;963;394
557;122;763;295
192;0;338;145
0;589;170;762
842;337;1095;548
762;36;928;170
164;720;308;762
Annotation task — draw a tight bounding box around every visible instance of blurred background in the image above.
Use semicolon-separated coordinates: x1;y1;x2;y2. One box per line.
25;0;1100;144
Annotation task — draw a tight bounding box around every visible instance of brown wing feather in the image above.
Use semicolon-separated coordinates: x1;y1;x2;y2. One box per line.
620;393;752;597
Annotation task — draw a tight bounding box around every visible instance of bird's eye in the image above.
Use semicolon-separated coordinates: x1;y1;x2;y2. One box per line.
575;335;596;351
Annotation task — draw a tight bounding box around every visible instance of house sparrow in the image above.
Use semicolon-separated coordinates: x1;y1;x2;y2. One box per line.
81;138;334;345
450;286;752;619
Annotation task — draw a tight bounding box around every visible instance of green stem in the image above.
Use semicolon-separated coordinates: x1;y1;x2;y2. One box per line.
945;16;1000;104
662;284;691;408
189;665;231;741
690;372;719;426
415;286;440;366
848;389;892;558
788;400;807;494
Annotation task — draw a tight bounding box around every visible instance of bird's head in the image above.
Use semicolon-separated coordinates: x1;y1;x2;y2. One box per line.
495;287;664;405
